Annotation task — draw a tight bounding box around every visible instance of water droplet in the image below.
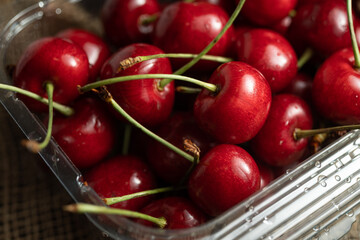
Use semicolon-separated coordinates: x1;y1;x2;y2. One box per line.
304;187;309;192
356;95;359;99
296;184;300;188
318;175;327;187
334;159;344;169
357;177;360;182
267;236;274;240
248;205;254;212
324;227;330;233
335;175;341;181
346;177;352;183
346;210;354;217
321;181;327;187
248;228;253;232
279;140;284;145
102;232;109;237
285;120;289;126
38;1;44;7
315;161;321;168
286;169;291;174
246;217;252;223
55;8;62;14
313;225;320;231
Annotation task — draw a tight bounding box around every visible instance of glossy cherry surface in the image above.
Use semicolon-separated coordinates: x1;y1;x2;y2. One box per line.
100;43;174;127
312;48;360;124
101;0;160;46
236;28;298;93
240;0;297;27
188;144;260;217
85;155;157;211
146;112;217;184
152;1;234;72
194;61;272;144
51;97;116;169
14;37;89;112
57;29;110;82
258;164;275;189
251;94;313;167
136;196;207;229
282;73;313;105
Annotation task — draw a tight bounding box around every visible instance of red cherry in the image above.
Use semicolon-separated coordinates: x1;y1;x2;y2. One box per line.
194;61;272;144
288;0;360;57
152;2;234;72
100;43;174;127
239;0;297;26
56;29;110;82
146;112;217;184
312;48;360;124
14;37;89;112
50;97;116;169
236;28;298;93
136;196;207;229
194;0;236;15
85;155;157;211
258;164;275;189
251;94;313;167
188;144;260;217
282;72;313;105
101;0;160;46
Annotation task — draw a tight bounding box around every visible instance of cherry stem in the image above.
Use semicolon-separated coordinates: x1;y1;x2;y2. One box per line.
140;13;159;26
79;74;217;93
158;0;247;88
178;139;201;187
176;86;202;94
293;125;360;140
289;9;297;18
63;203;167;228
103;186;185;206
0;83;74;116
118;54;232;72
108;97;194;163
122;124;132;155
297;48;313;69
347;0;360;69
22;82;54;153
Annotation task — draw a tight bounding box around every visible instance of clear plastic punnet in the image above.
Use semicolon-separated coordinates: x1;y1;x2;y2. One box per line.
1;1;360;239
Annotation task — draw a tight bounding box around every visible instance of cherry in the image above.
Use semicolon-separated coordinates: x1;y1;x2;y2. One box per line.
49;97;116;169
188;144;260;217
194;0;236;15
288;0;360;57
236;28;298;93
136;196;207;229
258;164;275;189
281;72;313;105
250;94;313;167
100;43;174;127
85;155;157;211
239;0;297;27
146;112;217;184
312;48;360;124
152;1;235;73
56;29;110;82
194;61;272;144
101;0;160;46
14;37;89;112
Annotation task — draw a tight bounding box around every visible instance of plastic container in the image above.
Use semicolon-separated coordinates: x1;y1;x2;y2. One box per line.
1;1;360;239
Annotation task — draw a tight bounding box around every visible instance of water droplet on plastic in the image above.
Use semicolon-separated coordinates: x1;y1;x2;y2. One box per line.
313;225;320;231
248;228;253;232
246;217;252;223
324;227;330;233
38;1;44;7
346;210;354;217
267;236;274;240
335;175;341;181
248;205;254;212
315;161;321;168
346;176;352;183
296;184;300;188
334;159;344;169
55;8;62;14
304;187;309;192
286;169;291;174
357;177;360;182
321;181;327;187
102;232;109;237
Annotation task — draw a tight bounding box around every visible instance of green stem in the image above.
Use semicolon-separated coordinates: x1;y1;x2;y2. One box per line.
104;186;182;205
79;74;217;93
347;0;360;68
297;48;313;69
289;9;297;18
159;0;247;88
293;125;360;140
63;203;167;228
140;53;232;64
109;98;193;162
176;86;202;94
22;82;55;153
122;124;132;155
0;83;74;116
140;13;159;26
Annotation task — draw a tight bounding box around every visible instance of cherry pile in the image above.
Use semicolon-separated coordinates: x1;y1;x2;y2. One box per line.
10;0;360;230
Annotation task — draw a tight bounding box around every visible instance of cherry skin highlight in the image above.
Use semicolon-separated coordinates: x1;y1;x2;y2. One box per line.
194;61;272;144
188;144;260;217
14;37;89;112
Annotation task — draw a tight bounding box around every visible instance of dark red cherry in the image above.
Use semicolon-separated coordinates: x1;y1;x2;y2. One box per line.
236;28;298;93
152;2;234;72
56;29;110;82
188;144;260;217
251;94;313;167
136;196;207;229
288;0;360;57
258;164;275;189
100;43;174;127
146;112;217;184
194;61;272;144
239;0;297;27
101;0;160;46
14;37;89;112
312;48;360;124
85;155;157;211
50;97;116;169
194;0;236;15
282;72;313;105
